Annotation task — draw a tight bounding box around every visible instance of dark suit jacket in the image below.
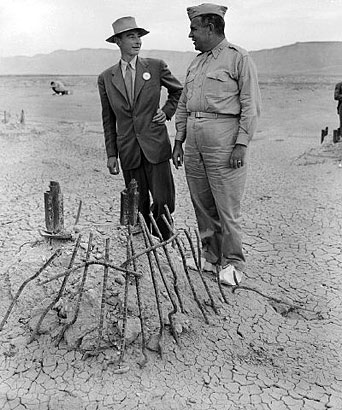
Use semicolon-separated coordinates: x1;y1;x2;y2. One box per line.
98;57;183;170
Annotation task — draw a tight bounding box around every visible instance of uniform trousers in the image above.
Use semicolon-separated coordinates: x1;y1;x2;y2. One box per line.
184;117;247;271
123;152;175;240
338;104;342;135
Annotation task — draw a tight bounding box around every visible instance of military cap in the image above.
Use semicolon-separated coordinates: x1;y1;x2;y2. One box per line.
187;3;227;20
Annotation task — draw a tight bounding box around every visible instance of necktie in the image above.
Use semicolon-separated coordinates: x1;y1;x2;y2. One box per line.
124;63;134;106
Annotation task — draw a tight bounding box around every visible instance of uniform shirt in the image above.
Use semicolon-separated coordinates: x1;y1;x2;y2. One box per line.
175;38;261;146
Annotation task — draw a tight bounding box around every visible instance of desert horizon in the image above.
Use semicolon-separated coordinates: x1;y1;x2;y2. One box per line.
1;41;342;76
2;39;341;58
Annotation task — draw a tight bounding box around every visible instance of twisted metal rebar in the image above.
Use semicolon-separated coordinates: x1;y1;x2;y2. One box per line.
127;225;148;367
120;231;180;269
162;207;209;324
115;238;130;365
54;233;93;346
216;271;230;305
82;238;112;361
232;285;303;309
96;237;110;350
74;200;82;226
0;249;62;331
39;261;142;286
41;233;181;286
145;213;179;344
149;213;184;313
29;235;82;343
183;228;219;315
139;213;164;357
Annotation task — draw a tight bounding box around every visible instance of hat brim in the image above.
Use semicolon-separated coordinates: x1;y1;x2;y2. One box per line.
106;28;149;43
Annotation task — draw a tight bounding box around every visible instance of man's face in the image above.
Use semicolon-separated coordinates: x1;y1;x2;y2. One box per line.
189;17;210;52
116;30;142;59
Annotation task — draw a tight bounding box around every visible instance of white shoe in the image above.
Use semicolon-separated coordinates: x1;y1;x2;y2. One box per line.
186;257;217;273
219;264;243;286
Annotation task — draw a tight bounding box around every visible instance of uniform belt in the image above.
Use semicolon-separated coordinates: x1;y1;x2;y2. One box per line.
188;112;239;119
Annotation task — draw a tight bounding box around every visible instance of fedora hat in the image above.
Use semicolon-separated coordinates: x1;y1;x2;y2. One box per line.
106;16;149;43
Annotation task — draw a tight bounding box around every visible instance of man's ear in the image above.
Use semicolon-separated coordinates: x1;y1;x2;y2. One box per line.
207;23;215;34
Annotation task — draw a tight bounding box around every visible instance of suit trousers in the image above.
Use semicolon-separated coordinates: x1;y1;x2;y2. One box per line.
184;117;247;271
123;152;175;240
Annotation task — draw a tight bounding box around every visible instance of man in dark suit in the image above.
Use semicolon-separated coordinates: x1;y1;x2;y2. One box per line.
334;81;342;136
98;17;183;239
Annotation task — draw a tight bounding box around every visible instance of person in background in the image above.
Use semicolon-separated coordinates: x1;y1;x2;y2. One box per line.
50;80;70;95
334;81;342;136
98;16;183;240
172;3;261;286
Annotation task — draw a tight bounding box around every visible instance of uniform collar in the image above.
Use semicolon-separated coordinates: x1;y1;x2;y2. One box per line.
210;38;229;58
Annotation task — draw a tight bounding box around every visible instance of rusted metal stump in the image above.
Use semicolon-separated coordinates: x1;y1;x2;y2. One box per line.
321;126;328;144
333;129;341;143
3;111;9;124
120;179;139;227
41;181;72;240
20;109;25;125
45;181;64;233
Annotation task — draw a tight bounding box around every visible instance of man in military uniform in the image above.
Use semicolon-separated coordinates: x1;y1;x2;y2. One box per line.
173;3;261;285
334;81;342;136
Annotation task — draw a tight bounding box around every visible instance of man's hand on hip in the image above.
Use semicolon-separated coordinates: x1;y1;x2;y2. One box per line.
152;109;167;124
107;156;120;175
229;144;247;169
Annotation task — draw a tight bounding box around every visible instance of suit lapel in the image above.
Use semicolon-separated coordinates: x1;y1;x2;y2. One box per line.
111;63;128;103
134;58;150;104
111;58;151;106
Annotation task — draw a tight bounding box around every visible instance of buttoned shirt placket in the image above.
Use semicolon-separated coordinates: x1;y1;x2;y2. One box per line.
196;51;212;112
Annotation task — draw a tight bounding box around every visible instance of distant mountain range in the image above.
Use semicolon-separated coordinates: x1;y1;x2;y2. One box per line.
0;41;341;76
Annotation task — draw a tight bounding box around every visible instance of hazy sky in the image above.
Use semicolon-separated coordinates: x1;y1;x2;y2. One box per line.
1;0;342;57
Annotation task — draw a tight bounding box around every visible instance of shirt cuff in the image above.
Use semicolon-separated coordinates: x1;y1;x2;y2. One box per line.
175;133;186;143
235;133;249;146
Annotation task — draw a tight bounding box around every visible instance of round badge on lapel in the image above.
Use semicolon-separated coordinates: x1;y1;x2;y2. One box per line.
143;72;151;81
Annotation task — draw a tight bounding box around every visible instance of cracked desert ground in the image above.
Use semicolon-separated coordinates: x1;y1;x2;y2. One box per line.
0;74;342;410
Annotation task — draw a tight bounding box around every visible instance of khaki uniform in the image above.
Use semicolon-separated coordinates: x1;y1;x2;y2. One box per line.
175;39;261;270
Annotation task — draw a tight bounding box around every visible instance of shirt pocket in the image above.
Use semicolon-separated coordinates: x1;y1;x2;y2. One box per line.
185;72;195;100
205;70;238;98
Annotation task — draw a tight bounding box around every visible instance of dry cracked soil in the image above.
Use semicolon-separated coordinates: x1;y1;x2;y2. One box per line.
0;74;342;409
